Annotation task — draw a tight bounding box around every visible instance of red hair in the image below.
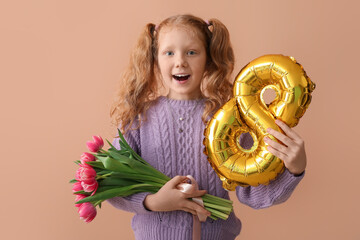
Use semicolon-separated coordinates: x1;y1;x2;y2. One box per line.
110;14;235;133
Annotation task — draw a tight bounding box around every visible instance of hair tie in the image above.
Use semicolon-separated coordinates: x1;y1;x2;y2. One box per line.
155;24;159;31
205;20;210;26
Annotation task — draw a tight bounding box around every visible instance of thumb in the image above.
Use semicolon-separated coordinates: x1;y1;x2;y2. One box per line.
167;175;188;188
190;189;207;198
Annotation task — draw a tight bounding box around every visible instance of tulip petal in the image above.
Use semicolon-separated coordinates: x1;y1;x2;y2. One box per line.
86;141;99;152
80;152;96;164
78;202;97;223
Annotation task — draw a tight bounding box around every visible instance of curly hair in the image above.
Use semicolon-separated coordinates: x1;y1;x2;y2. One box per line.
110;14;235;133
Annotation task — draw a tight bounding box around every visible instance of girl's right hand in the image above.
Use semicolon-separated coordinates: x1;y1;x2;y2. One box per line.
144;175;211;217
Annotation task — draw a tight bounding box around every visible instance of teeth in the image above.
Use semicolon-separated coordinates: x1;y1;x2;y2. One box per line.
174;74;188;77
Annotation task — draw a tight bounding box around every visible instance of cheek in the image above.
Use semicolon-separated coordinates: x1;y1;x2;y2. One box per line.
195;62;206;76
196;56;207;72
158;59;170;73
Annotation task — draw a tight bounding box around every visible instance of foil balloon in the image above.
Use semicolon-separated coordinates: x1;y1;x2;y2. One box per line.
203;54;315;190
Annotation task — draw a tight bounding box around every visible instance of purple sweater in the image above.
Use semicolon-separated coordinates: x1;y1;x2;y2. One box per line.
107;96;304;240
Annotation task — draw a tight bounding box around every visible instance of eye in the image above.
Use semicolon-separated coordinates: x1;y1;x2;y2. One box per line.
165;51;174;56
187;50;196;55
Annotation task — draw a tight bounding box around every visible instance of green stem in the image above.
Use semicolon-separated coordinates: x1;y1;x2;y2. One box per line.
208;215;217;220
203;202;232;212
202;194;233;204
206;208;229;220
96;172;113;180
99;149;109;155
93;200;103;207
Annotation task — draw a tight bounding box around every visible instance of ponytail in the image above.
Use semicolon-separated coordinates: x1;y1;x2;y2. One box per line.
202;18;235;123
110;23;158;133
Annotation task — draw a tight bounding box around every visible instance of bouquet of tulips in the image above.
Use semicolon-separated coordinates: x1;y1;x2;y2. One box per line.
70;129;233;223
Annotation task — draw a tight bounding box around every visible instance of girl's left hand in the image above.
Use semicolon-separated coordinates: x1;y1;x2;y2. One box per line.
264;119;306;176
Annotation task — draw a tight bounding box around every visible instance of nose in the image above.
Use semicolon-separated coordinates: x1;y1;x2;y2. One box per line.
175;54;188;68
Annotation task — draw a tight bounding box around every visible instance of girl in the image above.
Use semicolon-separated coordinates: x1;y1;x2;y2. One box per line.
108;14;306;240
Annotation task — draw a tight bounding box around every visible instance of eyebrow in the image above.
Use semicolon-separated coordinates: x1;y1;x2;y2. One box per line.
160;43;202;51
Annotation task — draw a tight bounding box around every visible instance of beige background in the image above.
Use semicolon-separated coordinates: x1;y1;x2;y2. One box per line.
1;0;359;239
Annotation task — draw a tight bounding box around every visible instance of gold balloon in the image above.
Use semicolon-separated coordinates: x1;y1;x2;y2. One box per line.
203;54;315;190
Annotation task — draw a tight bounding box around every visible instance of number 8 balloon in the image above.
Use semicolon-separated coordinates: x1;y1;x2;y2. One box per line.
203;54;315;190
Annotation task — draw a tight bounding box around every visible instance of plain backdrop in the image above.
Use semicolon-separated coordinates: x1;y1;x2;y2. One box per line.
1;0;359;239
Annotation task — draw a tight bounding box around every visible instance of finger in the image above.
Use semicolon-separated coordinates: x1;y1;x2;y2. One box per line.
168;175;188;188
264;136;288;153
275;119;301;140
185;200;210;216
187;189;207;198
267;146;288;161
266;128;293;147
183;207;197;216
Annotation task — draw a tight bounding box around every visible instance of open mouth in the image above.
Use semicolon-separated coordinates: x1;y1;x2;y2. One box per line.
173;74;190;81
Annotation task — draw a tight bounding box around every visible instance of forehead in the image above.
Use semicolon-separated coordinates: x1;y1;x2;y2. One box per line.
157;25;205;49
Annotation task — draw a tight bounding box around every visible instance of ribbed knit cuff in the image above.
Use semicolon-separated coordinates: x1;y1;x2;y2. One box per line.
107;192;153;215
127;192;153;214
235;167;305;209
270;168;304;192
282;168;305;181
266;168;305;206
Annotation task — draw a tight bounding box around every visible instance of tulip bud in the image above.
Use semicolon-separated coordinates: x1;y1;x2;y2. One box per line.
80;152;95;165
86;136;104;152
78;202;97;223
75;194;87;207
81;180;98;193
75;164;97;183
72;181;83;193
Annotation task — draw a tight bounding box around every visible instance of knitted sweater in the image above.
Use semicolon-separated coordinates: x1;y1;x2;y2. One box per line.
107;96;304;240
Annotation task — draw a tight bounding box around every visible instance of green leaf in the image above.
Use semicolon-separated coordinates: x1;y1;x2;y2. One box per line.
106;139;117;151
110;153;169;181
111;129;170;181
69;179;78;183
75;184;157;204
73;190;90;195
95;185;120;193
99;176;140;187
96;153;108;158
106;150;133;165
110;172;167;185
93;155;170;183
95;170;112;175
97;156;136;174
117;128;147;165
86;161;106;169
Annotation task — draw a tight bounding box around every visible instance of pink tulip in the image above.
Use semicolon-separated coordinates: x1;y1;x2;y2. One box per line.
81;180;98;194
75;164;97;183
75;168;82;181
86;136;104;152
80;152;95;164
72;181;83;193
75;194;87;207
78;202;97;223
75;164;98;194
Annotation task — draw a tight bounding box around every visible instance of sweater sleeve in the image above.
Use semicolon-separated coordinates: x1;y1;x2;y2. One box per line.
236;169;304;209
106;126;152;214
235;132;304;209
